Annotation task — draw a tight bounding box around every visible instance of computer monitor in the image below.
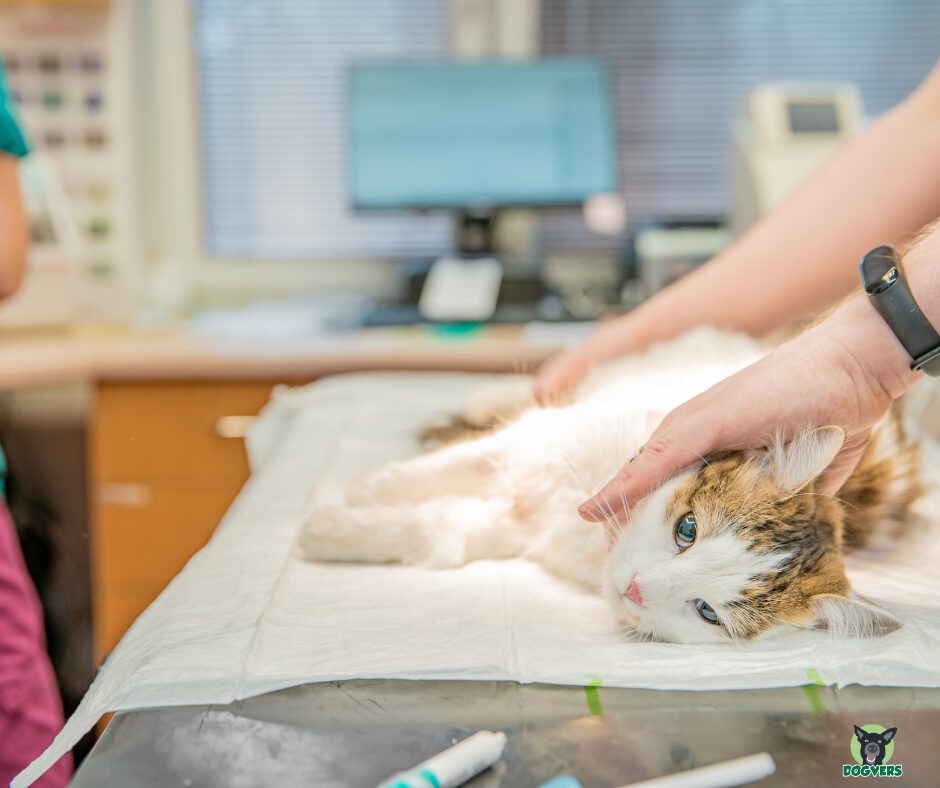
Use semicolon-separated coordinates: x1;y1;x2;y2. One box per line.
347;59;618;211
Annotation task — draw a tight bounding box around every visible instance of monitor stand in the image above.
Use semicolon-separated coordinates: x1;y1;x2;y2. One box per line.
418;209;504;322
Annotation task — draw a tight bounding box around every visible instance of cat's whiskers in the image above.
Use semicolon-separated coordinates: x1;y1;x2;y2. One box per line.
792;490;859;511
613;478;633;525
622;618;654;643
688;447;719;484
560;450;625;533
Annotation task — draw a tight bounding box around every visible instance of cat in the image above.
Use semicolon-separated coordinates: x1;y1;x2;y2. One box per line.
299;329;922;644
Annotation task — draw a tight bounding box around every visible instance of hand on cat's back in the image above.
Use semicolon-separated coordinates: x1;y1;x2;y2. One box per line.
578;294;922;531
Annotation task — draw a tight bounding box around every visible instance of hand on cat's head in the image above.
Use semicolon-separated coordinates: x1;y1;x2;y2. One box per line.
579;330;897;528
601;426;902;643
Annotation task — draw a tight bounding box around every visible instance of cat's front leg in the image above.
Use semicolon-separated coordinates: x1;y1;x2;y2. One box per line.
299;498;520;569
346;433;508;507
299;504;433;565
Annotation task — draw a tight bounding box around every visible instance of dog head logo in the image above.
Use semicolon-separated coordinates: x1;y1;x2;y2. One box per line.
843;724;902;777
852;724;896;766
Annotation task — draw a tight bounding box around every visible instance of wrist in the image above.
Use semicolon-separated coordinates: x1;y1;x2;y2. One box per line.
902;230;940;339
580;313;647;365
819;292;921;402
586;291;692;364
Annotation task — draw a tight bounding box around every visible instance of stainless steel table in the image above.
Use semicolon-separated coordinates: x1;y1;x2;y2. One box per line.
71;680;940;787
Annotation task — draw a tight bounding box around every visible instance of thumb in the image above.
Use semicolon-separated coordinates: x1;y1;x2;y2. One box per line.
579;423;715;525
818;429;871;496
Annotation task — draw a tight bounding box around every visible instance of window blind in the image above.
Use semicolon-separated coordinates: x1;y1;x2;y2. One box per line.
194;0;453;260
541;0;940;248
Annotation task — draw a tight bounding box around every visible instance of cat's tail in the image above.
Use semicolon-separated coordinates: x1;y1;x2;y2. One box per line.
839;406;924;551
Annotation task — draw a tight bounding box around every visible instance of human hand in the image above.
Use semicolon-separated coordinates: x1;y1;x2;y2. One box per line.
534;315;656;404
533;347;591;404
578;296;920;527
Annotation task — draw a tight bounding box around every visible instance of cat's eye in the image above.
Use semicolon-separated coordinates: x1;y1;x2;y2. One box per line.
695;599;720;625
674;512;697;548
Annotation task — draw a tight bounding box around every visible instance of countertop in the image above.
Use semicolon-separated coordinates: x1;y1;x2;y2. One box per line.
0;323;567;391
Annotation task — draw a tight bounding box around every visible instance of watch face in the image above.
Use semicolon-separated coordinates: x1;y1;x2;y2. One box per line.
867;265;899;295
861;245;901;295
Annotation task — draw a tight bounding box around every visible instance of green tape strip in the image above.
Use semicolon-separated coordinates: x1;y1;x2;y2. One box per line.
801;667;827;716
584;675;604;716
801;684;827;716
804;667;825;686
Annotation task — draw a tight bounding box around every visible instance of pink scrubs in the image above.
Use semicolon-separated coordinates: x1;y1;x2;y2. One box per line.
0;55;71;787
0;502;71;787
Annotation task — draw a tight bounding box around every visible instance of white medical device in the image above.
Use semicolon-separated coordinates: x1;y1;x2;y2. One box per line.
730;83;862;236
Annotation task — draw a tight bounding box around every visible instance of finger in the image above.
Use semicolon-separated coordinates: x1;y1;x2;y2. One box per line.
532;376;562;405
818;429;872;496
532;368;557;404
534;362;577;405
578;422;716;523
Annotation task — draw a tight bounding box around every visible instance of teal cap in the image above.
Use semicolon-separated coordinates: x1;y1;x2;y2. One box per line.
538;777;583;788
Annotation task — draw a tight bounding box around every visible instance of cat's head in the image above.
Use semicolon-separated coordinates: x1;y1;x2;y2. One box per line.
603;427;900;643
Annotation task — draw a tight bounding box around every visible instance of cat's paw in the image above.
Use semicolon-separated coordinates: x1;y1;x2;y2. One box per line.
344;470;393;506
345;465;424;506
298;504;433;565
298;506;365;562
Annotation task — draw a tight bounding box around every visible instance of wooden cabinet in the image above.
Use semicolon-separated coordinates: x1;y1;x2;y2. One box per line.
89;379;300;661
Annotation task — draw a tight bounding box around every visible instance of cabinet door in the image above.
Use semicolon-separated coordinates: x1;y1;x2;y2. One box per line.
90;380;297;660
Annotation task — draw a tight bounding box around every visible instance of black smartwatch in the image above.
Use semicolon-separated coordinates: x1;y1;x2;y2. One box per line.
860;245;940;376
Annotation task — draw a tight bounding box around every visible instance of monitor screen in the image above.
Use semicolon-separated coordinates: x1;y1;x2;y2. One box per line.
787;101;840;134
348;60;618;209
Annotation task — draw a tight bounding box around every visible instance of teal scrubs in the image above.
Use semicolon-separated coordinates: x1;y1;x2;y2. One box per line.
0;60;28;158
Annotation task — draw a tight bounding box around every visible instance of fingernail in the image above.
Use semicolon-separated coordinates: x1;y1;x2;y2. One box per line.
578;501;603;521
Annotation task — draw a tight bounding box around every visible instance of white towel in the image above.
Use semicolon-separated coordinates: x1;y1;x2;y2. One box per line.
15;372;940;787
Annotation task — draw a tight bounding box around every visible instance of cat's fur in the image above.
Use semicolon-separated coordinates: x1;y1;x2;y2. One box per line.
299;330;922;644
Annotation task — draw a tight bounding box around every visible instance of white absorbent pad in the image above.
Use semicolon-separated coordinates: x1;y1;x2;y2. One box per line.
16;372;940;786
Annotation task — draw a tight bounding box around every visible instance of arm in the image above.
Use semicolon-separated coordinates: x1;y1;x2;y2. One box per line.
580;218;940;524
0;154;27;298
537;60;940;400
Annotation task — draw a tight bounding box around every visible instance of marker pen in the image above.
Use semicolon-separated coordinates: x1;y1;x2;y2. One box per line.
537;751;776;788
376;730;508;788
622;751;776;788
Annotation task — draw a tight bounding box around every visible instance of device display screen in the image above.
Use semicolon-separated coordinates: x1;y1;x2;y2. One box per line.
348;60;617;208
787;101;840;134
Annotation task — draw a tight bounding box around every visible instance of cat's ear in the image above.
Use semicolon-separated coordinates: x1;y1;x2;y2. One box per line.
809;592;900;638
762;426;845;494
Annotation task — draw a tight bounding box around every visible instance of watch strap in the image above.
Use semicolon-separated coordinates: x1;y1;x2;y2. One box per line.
860;245;940;376
913;345;940;376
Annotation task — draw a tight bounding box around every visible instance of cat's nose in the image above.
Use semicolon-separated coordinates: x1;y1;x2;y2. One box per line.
625;576;644;607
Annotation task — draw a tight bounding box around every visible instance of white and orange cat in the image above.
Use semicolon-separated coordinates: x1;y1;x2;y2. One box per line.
299;330;921;644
